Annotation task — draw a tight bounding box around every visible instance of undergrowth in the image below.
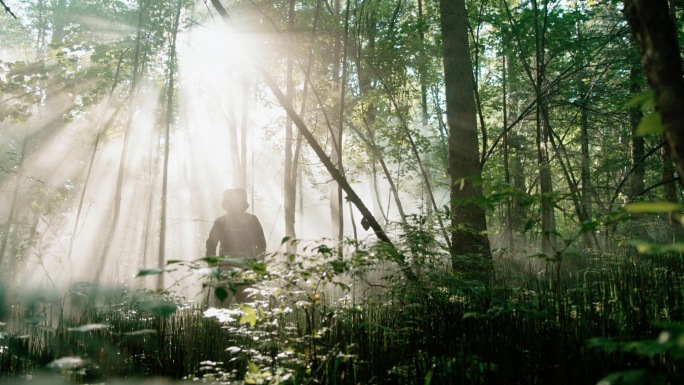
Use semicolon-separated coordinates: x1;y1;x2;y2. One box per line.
0;219;683;384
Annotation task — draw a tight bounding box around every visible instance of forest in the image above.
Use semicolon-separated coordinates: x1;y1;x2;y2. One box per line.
1;0;684;384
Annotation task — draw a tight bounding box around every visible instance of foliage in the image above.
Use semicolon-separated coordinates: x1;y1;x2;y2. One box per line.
1;0;684;384
1;213;682;384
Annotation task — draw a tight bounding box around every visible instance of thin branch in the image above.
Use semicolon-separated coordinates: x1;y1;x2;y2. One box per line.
1;0;17;19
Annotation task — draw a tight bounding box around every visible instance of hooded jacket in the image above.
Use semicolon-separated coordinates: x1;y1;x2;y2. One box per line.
205;189;266;259
205;212;266;259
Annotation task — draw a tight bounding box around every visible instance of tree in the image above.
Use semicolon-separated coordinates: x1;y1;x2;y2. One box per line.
158;0;182;290
625;0;684;189
283;0;297;252
439;0;491;279
209;0;393;249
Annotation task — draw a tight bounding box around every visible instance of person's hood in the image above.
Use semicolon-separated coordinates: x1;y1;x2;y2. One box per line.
222;188;249;212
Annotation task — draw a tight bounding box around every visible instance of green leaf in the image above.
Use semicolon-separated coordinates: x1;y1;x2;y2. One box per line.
251;262;267;275
597;369;648;385
424;368;434;385
136;268;166;277
462;312;482;320
579;220;599;233
626;240;684;254
331;260;347;274
248;361;259;373
281;236;291;244
635;112;664;136
212;256;253;268
200;256;221;265
624;202;680;213
626;90;655;108
214;287;228;303
239;305;257;327
626;240;656;253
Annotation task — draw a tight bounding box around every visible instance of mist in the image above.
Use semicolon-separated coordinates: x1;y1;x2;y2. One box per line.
0;3;427;303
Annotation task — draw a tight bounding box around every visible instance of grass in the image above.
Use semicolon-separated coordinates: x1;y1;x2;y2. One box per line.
0;245;682;384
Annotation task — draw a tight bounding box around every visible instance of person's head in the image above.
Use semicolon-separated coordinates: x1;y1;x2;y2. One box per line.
222;188;249;213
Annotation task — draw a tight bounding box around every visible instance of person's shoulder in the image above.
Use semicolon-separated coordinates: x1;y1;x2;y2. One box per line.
214;214;230;223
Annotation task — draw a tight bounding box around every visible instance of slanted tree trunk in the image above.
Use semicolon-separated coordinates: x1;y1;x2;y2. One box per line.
209;1;412;280
439;0;491;280
354;8;406;225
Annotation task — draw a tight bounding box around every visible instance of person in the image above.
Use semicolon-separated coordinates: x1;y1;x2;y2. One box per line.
205;188;266;305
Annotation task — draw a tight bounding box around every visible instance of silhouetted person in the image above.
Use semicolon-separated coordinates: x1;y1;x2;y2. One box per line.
206;189;266;306
206;188;266;260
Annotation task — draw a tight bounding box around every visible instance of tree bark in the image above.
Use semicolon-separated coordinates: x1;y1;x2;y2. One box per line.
157;0;182;290
0;137;27;275
625;0;684;189
330;0;343;242
439;0;491;279
629;64;645;197
284;0;297;252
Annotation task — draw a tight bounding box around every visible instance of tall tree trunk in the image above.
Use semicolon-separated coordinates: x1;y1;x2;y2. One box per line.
330;0;343;241
292;0;323;238
502;46;513;249
418;0;428;127
240;78;249;189
158;0;181;290
575;24;594;250
50;0;67;46
625;0;684;189
662;147;683;240
440;0;491;280
417;0;431;211
533;0;556;254
579;97;594;248
629;64;645;197
35;0;47;57
284;0;297;252
0;137;27;276
511;137;527;247
662;0;684;242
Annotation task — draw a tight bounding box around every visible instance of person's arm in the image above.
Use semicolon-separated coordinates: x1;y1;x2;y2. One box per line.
252;217;266;259
206;218;221;257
